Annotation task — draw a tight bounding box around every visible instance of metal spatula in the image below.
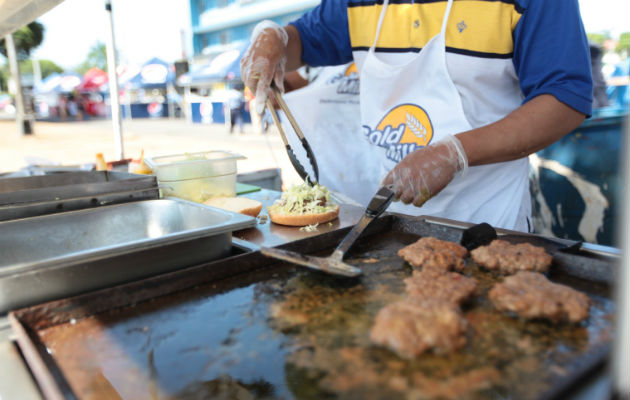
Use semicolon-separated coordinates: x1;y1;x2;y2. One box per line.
261;186;395;277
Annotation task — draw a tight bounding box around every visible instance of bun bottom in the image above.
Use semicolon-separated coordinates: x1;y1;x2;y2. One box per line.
269;204;340;226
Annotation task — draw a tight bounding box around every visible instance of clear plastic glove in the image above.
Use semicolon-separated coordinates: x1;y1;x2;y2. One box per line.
240;20;289;115
382;135;468;207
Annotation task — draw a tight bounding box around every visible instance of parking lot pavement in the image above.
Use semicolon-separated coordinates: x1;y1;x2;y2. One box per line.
0;118;303;187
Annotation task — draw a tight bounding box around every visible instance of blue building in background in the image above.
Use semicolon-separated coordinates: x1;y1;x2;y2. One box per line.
189;0;318;61
184;0;319;125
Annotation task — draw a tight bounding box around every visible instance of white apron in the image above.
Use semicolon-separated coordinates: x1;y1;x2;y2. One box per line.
282;64;382;205
358;0;529;230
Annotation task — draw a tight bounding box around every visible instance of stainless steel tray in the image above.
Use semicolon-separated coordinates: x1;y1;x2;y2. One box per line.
0;171;159;221
0;198;256;312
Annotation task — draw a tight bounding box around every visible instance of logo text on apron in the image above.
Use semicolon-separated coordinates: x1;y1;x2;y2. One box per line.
363;103;434;162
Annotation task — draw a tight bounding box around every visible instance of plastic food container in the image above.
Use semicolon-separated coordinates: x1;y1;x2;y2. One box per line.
145;151;245;203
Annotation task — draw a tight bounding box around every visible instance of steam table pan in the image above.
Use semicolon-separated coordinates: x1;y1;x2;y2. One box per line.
0;171;159;221
0;198;255;313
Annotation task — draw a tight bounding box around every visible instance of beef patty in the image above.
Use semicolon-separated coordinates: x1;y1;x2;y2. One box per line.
489;271;590;323
470;239;553;274
398;237;468;272
370;300;468;358
404;268;477;306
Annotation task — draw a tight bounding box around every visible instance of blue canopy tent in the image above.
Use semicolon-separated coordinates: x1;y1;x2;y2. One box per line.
178;42;249;124
33;72;83;119
35;72;82;94
178;42;248;87
121;57;175;118
124;57;175;90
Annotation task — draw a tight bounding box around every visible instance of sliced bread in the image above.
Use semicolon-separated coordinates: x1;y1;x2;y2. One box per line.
204;196;263;217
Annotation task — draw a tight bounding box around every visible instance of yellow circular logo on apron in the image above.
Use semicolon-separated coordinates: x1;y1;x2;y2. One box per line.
364;103;434;162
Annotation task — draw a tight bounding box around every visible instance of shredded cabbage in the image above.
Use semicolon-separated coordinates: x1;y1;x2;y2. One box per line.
299;223;319;232
269;183;337;215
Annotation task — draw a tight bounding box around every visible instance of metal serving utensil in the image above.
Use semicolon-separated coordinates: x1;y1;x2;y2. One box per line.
261;186;395;277
265;83;320;185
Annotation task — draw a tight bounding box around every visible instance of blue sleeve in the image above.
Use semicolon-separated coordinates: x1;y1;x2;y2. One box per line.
289;0;353;67
513;0;593;116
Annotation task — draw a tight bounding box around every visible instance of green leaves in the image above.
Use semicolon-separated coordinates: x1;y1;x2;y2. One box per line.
0;21;45;60
76;42;108;74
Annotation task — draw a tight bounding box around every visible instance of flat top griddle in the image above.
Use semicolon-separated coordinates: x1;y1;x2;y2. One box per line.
10;216;615;400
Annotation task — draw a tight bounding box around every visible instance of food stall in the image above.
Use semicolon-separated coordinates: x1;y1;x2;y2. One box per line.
33;72;82;120
119;57;175;118
75;67;108;118
1;3;629;400
177;42;251;125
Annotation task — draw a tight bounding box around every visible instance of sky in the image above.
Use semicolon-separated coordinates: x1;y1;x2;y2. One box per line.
23;0;630;71
31;0;191;69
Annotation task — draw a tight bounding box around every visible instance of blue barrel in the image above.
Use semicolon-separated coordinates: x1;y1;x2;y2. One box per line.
530;108;627;246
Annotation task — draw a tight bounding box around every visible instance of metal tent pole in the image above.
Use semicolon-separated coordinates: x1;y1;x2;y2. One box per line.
104;0;124;160
5;32;32;135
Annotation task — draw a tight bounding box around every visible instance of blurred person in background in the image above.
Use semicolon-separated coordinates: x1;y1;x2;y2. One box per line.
607;58;630;109
590;42;609;109
66;93;84;121
227;86;245;134
58;95;68;121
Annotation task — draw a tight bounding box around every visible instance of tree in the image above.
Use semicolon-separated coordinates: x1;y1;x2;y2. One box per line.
29;59;64;78
587;32;610;46
0;59;63;91
1;21;45;135
0;21;47;92
616;32;630;55
0;21;45;60
76;42;108;74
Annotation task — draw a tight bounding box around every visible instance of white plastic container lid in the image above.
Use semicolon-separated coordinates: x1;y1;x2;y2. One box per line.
145;151;246;182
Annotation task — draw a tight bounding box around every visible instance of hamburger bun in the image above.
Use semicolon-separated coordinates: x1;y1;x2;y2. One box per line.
268;204;339;227
204;196;262;217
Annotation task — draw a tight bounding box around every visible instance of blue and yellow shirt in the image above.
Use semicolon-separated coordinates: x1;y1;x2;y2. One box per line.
291;0;593;118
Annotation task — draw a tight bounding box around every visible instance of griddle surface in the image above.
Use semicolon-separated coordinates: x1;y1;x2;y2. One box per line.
36;231;614;399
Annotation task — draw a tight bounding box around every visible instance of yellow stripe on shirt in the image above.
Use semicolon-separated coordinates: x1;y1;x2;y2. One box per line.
348;1;523;57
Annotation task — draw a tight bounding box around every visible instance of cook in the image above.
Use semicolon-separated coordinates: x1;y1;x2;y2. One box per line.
240;0;593;232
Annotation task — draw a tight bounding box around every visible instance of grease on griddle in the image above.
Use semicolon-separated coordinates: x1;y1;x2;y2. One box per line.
409;367;502;399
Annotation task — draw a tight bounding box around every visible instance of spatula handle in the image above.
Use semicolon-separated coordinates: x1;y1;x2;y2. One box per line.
332;186;395;260
366;186;395;216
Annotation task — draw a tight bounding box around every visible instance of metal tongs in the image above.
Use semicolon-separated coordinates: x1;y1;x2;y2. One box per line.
261;186;395;277
266;83;320;185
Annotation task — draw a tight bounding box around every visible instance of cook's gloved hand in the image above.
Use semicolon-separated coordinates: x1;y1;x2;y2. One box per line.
382;135;468;207
240;20;289;115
